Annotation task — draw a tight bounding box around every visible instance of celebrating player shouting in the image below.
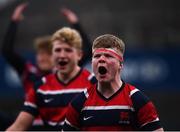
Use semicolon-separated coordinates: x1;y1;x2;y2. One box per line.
63;34;164;131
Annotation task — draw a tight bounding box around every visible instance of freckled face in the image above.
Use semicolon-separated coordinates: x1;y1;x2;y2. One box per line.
52;40;82;75
92;49;122;82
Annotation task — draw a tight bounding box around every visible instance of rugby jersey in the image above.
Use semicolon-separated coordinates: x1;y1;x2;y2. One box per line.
23;62;45;126
22;68;96;130
23;62;41;95
63;81;162;131
2;20;93;129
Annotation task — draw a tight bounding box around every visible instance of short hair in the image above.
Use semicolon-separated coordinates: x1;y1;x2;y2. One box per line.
51;27;82;50
92;34;125;56
34;35;52;54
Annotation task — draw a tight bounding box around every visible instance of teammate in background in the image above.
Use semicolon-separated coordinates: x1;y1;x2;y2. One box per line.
1;3;53;129
63;34;164;131
61;7;92;66
6;27;96;131
2;2;92;130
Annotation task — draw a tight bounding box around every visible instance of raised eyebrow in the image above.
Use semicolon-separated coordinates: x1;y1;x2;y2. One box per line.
54;47;61;51
65;48;73;51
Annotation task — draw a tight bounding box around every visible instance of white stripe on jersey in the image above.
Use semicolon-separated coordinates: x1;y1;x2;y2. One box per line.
48;120;65;126
24;101;37;108
129;89;139;97
65;118;79;129
37;88;87;95
88;73;95;81
42;77;46;84
140;117;160;128
83;89;89;98
82;105;134;111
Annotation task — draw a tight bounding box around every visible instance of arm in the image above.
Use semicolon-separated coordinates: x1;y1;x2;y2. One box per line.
7;83;39;131
153;128;164;131
2;3;28;76
72;23;92;66
131;89;163;131
6;111;34;131
61;8;92;66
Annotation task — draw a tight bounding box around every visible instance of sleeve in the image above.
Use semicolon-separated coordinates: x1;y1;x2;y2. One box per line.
63;92;87;131
2;20;26;76
71;23;92;66
87;72;97;85
21;86;39;117
63;104;80;131
130;89;162;131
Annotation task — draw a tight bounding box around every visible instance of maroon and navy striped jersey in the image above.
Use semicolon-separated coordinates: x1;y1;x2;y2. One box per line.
22;68;96;130
22;62;40;95
63;81;162;131
22;62;45;126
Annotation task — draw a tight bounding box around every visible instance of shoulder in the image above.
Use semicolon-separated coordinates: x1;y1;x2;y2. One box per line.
34;73;55;90
71;90;88;113
81;69;97;84
125;83;150;112
25;62;39;74
71;85;96;112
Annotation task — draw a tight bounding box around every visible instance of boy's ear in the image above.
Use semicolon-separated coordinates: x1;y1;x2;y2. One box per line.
120;61;123;69
77;50;83;61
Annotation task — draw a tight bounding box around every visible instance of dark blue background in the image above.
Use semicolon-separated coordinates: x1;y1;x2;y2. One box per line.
0;49;179;97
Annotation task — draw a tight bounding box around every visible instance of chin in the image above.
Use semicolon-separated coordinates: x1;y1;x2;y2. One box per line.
59;70;69;75
98;79;109;83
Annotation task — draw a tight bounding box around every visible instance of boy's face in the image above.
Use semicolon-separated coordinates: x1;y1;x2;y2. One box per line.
36;50;53;72
52;40;82;75
92;48;122;83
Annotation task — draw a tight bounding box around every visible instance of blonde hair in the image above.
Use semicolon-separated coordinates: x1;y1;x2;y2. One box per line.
51;27;82;49
34;35;52;54
92;34;125;56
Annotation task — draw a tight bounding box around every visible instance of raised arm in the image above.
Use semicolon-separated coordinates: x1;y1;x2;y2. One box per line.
2;3;28;76
61;7;92;66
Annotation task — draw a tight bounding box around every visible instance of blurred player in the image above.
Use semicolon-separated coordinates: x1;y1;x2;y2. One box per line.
6;27;96;131
2;2;92;130
61;7;92;66
2;3;53;129
63;34;164;131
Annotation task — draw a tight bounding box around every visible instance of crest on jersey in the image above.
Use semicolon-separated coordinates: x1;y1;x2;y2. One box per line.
119;111;130;124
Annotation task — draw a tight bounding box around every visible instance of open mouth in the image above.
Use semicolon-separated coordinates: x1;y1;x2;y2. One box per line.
98;66;107;75
58;60;68;66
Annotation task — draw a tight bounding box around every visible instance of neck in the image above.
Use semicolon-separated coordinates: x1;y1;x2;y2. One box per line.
97;79;122;99
40;69;51;76
57;66;81;84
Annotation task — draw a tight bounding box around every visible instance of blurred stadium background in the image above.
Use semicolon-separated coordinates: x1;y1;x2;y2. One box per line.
0;0;180;130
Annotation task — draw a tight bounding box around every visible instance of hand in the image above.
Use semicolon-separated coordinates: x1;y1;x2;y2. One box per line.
11;2;28;22
61;7;78;24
